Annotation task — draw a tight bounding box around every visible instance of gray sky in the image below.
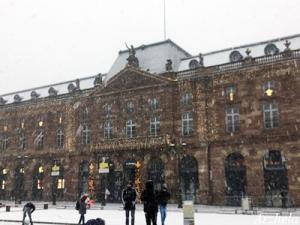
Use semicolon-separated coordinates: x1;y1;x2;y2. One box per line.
0;0;299;94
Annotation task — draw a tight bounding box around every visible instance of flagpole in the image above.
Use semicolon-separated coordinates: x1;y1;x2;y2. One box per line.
164;0;166;40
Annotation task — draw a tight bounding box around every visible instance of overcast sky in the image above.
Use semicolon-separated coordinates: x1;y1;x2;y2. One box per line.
0;0;299;94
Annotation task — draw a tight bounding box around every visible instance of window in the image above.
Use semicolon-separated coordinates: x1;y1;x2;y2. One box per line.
81;124;91;145
127;102;134;113
1;180;5;190
104;104;112;118
263;103;279;128
37;179;43;190
263;81;275;97
19;133;26;150
56;128;64;148
149;98;159;111
57;112;63;124
182;112;193;136
82;107;89;123
57;179;65;189
181;93;193;106
104;121;113;139
126;120;136;138
225;106;240;133
35;130;44;150
226;86;236;101
150;117;160;136
0;135;9;150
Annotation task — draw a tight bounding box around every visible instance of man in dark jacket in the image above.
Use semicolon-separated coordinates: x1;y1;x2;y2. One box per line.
122;182;137;225
141;180;158;225
157;184;171;225
78;194;88;225
22;202;35;225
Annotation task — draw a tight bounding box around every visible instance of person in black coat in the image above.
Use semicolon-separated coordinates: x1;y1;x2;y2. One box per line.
141;180;158;225
122;182;137;225
157;184;171;225
22;202;35;225
78;194;88;225
86;218;105;225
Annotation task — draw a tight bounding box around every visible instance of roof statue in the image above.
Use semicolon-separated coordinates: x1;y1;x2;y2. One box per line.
165;59;173;71
94;73;103;86
198;53;204;67
125;43;139;67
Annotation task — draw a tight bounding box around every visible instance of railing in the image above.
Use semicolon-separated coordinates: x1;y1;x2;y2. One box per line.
177;49;300;78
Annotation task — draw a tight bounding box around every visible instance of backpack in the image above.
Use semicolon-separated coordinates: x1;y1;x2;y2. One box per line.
75;200;80;210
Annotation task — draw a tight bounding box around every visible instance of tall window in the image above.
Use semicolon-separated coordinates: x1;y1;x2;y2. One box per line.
182;112;193;136
35;130;44;150
226;85;236;101
181;93;193;106
104;121;113;139
150;117;160;136
126;120;136;138
263;103;279;128
81;124;91;145
263;81;275;97
0;135;9;150
149;98;159;111
19;133;26;150
56;128;64;148
104;104;112;118
225;106;240;133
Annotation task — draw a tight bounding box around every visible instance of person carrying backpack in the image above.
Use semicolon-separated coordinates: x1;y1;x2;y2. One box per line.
141;180;158;225
22;202;35;225
122;182;137;225
157;183;171;225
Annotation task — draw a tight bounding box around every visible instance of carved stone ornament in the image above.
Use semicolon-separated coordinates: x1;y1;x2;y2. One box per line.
30;90;40;99
14;94;22;103
0;97;7;105
48;87;58;97
229;50;243;62
67;83;76;93
264;43;279;56
165;59;173;71
189;59;199;69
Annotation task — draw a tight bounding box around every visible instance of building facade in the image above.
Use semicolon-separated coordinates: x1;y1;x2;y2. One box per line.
0;35;300;207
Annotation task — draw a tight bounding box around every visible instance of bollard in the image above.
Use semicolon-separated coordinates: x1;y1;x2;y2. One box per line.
242;197;250;211
44;203;48;209
6;205;10;212
183;201;195;225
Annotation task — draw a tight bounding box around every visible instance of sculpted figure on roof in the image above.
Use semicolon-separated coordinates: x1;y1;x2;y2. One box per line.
126;43;139;67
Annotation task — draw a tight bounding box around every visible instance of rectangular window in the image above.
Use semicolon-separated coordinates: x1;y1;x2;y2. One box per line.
37;179;43;190
81;124;91;145
150;117;160;136
225;106;240;133
263;103;279;128
182;112;193;136
35;130;44;150
104;121;113;139
1;180;5;190
181;93;193;106
126;120;136;138
57;179;65;189
56;128;64;148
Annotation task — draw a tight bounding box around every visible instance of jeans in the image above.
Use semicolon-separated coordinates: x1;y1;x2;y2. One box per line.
160;205;167;225
125;209;135;225
78;214;85;224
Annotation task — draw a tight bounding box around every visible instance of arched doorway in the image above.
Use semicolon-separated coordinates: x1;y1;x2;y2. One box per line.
148;158;164;191
180;156;199;201
32;164;44;200
14;165;25;202
263;150;288;207
225;153;247;206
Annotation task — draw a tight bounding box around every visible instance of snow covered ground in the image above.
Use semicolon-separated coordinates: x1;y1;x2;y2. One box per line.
0;203;299;225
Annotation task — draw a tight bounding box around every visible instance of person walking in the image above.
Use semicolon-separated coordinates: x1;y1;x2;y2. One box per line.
22;202;35;225
141;180;158;225
157;184;171;225
122;182;137;225
78;194;88;225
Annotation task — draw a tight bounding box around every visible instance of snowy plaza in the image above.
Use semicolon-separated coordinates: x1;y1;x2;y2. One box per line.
0;202;299;225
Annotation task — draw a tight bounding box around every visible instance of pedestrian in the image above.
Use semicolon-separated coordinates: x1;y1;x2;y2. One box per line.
86;218;105;225
122;182;137;225
78;193;88;225
141;180;159;225
105;188;111;203
157;183;171;225
22;202;35;225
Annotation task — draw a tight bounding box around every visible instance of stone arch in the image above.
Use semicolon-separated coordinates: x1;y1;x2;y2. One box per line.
225;152;247;206
180;155;199;202
263;150;289;207
148;157;164;191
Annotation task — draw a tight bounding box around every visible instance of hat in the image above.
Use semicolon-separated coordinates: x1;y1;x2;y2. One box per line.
96;218;105;225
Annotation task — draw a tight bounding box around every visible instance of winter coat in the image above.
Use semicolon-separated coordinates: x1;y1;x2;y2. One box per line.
157;187;171;206
78;200;87;215
141;181;158;214
23;202;35;213
86;218;105;225
122;186;137;210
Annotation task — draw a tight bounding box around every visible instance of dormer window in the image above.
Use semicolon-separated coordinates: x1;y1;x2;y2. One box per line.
189;60;199;69
263;81;275;97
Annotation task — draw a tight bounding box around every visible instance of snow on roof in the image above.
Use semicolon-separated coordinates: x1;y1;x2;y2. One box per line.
179;34;300;71
105;39;191;82
0;75;99;105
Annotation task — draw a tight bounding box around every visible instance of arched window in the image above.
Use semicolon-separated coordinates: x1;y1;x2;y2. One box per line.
34;129;44;150
263;150;288;207
225;153;247;206
56;128;64;148
180;156;199;201
148;158;164;190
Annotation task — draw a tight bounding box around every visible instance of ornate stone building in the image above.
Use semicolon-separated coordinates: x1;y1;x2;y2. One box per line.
0;35;300;207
